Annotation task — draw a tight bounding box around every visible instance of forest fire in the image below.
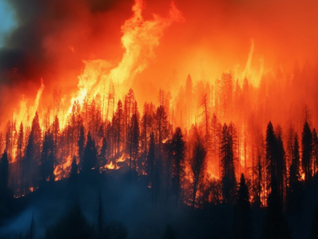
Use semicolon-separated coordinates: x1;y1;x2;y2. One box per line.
0;0;318;238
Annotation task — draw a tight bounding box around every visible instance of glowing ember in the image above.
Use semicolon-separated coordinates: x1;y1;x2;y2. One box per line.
105;161;116;170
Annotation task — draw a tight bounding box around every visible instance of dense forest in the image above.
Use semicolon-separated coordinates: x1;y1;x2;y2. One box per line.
1;68;318;238
1;0;318;237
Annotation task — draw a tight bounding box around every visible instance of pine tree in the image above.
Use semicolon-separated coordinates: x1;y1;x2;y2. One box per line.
17;123;24;187
23;112;42;192
147;132;155;186
70;156;78;179
171;127;186;206
44;205;93;239
233;174;252;239
0;151;9;196
286;134;302;215
52;115;60;158
262;179;291;239
266;121;277;192
78;124;85;168
276;128;286;203
40;131;55;183
114;100;123;157
312;129;318;176
98;137;107;168
190;136;206;208
81;132;97;173
302;121;313;182
155;105;169;160
220;123;236;203
252;151;264;209
128;113;139;171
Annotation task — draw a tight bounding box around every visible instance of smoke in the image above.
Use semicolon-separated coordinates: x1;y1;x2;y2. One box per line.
0;0;135;122
131;0;318;102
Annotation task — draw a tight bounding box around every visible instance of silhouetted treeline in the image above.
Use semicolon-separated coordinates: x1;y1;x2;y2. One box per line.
2;72;318;238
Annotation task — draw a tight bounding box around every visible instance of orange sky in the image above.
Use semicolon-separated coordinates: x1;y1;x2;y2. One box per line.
0;0;318;123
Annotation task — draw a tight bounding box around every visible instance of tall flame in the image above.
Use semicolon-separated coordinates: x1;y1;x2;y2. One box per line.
70;0;184;119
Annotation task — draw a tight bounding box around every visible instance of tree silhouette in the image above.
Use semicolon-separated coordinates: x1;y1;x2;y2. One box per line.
0;151;9;197
81;132;97;173
44;205;93;239
98;137;107;168
312;128;318;176
252;154;263;208
40;131;55;183
286;134;302;215
302;121;313;182
262;179;291;239
52;115;60;158
23;112;42;192
141;103;152;168
233;174;252;239
155;105;169;160
220;123;236;203
78;124;85;168
266;121;276;193
114;100;123;157
147;132;155;185
275;128;286;203
70;156;78;179
171;127;186;206
17;122;24;187
190;136;206;208
127;113;139;170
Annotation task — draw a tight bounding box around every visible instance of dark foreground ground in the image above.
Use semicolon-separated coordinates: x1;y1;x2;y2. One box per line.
0;169;318;239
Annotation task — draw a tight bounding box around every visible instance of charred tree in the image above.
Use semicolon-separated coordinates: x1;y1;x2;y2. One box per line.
262;179;291;239
190;136;206;208
127;113;139;171
155;105;169;161
0;151;9;197
265;121;276;193
233;174;252;239
40;131;55;183
312;128;318;176
114;100;123;158
70;156;78;179
78;124;85;168
171;127;186;206
220;123;236;203
286;134;303;215
44;205;93;239
302;121;313;182
147;132;156;202
276;128;286;204
98;137;107;168
81;132;97;173
17;122;24;187
23;112;42;192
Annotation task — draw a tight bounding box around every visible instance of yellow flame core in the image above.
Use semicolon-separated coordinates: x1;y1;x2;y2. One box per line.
10;0;183;132
68;0;184;122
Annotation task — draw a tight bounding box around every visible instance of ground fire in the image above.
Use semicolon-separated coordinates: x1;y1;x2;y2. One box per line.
0;0;318;238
